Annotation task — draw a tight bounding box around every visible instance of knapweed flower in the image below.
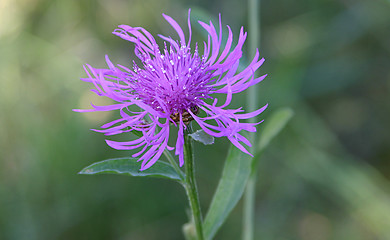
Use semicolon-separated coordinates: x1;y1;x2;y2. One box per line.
75;9;267;171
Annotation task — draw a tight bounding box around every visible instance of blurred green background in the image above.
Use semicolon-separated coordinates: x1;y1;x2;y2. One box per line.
1;0;390;239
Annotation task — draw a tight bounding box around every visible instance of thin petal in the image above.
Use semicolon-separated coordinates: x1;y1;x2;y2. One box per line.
162;13;186;46
187;9;192;47
175;115;185;167
236;104;268;119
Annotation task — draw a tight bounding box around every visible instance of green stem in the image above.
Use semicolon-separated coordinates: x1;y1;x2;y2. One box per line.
243;0;260;239
243;171;256;240
247;0;261;114
183;126;204;240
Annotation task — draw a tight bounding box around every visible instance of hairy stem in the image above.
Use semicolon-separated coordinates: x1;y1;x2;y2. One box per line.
183;126;204;240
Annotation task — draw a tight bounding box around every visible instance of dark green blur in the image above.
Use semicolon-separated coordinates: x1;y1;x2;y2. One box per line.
1;0;389;239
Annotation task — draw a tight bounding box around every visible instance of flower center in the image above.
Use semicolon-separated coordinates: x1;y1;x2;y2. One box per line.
131;44;212;115
170;106;199;124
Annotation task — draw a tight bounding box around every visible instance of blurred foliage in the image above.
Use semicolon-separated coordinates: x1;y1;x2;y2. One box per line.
1;0;390;239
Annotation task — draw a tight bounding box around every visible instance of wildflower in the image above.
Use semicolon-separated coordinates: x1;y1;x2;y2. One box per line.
75;9;267;171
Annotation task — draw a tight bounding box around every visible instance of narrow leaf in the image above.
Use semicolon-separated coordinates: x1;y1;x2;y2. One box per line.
203;145;252;240
258;107;294;152
79;157;182;181
203;108;293;239
189;129;214;145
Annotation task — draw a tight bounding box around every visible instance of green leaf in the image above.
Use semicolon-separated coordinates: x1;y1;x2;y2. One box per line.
203;108;294;239
258;107;294;152
79;157;182;181
203;145;252;240
189;130;214;145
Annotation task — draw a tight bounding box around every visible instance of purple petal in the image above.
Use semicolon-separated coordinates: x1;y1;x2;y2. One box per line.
175;116;185;167
162;13;186;46
235;104;268;119
228;136;253;156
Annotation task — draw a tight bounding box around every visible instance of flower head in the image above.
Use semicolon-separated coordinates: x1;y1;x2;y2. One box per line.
75;9;267;171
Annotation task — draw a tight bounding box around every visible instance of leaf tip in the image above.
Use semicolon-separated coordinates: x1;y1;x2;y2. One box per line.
78;168;93;175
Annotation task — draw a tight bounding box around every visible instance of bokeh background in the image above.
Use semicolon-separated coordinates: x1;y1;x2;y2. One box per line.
1;0;390;239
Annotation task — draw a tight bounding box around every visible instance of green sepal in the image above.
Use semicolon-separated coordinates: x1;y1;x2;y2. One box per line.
189;129;214;145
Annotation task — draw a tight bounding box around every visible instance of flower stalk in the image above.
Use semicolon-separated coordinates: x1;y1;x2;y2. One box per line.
243;0;261;239
183;125;204;240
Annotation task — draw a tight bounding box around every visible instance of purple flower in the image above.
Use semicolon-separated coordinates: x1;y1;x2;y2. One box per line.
75;9;267;171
